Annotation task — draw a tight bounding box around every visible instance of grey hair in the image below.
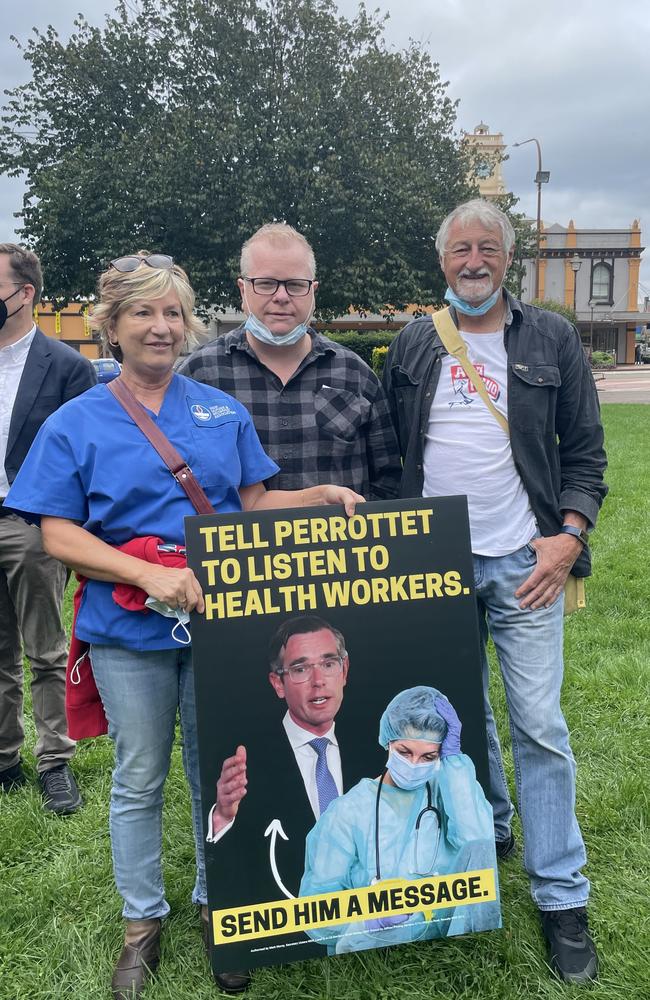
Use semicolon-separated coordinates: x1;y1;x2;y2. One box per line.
435;199;516;256
240;223;316;279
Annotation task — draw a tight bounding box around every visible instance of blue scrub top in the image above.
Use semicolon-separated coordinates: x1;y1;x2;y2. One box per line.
6;374;279;650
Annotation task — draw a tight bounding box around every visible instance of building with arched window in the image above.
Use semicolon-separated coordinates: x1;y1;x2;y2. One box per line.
520;219;649;363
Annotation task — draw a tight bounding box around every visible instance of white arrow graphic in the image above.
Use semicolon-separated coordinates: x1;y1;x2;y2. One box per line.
264;818;295;899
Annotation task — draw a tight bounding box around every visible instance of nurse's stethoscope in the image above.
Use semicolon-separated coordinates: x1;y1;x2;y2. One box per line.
372;768;442;883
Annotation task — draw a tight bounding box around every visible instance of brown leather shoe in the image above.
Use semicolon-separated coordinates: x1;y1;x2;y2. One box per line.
111;918;161;1000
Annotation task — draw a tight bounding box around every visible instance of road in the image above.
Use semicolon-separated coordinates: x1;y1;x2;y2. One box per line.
593;368;650;403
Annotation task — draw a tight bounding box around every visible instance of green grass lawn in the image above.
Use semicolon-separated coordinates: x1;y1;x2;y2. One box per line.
1;404;648;1000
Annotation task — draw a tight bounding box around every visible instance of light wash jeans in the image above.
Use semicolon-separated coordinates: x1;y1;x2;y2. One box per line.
474;541;589;911
90;644;207;919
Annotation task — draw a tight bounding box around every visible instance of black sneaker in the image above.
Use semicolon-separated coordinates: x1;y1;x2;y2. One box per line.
540;907;598;983
0;760;26;791
213;970;252;995
39;764;82;815
495;831;517;860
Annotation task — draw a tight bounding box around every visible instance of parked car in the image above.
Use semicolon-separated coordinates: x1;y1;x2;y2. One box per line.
91;358;121;383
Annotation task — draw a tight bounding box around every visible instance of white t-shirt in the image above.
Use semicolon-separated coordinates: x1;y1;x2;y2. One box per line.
0;325;37;496
422;328;536;557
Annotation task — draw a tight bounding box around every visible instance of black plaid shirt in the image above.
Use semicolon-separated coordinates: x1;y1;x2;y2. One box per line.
177;327;401;499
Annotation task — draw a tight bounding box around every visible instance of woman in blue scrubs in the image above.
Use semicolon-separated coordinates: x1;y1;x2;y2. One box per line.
300;686;500;954
6;252;363;999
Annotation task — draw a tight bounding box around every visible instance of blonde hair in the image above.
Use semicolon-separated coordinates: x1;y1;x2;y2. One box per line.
240;223;316;279
90;252;205;360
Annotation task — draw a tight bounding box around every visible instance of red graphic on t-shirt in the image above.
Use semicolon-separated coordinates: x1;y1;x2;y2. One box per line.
450;363;501;406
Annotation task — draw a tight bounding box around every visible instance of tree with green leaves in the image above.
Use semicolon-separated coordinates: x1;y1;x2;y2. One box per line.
490;194;538;299
1;0;480;314
530;299;578;326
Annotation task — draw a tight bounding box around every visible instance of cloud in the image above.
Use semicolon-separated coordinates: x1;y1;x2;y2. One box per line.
2;0;648;287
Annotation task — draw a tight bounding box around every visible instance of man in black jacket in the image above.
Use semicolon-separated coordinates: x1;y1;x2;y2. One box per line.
0;243;95;813
382;200;607;985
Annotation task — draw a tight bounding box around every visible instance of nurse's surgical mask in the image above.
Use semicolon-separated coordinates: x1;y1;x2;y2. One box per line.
387;749;440;791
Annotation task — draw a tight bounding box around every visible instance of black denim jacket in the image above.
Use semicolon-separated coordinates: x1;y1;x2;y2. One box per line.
382;292;608;577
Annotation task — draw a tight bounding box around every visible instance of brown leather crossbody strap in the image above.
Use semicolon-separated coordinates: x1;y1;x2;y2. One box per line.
107;378;215;515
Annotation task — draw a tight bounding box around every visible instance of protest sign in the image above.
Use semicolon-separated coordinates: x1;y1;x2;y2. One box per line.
186;497;500;973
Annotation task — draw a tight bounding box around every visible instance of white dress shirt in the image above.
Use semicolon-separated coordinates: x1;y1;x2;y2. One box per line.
0;325;36;497
282;711;342;820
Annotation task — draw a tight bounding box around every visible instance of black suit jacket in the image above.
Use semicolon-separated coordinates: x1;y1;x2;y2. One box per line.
3;328;96;490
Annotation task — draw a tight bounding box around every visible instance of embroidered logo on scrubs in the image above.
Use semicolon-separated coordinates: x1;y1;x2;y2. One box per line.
191;403;212;422
449;364;501;407
187;398;238;426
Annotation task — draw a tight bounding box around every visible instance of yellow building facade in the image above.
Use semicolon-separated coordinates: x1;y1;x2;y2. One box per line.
34;302;102;358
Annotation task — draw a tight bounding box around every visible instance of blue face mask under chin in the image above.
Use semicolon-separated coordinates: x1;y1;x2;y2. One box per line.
243;291;313;347
444;285;501;317
387;749;440;790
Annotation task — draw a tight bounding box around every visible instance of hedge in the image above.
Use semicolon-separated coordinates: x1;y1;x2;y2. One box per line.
321;330;397;366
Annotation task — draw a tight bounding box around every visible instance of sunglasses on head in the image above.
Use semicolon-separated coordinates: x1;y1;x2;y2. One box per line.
109;254;175;273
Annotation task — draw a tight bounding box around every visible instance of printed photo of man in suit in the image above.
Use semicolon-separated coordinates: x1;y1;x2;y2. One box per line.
203;615;363;981
207;615;349;845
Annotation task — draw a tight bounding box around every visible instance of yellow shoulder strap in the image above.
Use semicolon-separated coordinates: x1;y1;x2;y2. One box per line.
432;307;510;438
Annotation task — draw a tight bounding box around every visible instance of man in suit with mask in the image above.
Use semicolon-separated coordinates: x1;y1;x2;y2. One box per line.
0;243;95;813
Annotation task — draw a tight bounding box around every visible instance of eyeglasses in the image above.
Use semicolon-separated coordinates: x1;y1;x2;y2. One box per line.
110;254;175;273
242;277;313;297
276;654;345;684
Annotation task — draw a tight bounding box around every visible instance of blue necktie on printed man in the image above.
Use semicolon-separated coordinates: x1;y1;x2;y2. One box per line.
308;737;339;814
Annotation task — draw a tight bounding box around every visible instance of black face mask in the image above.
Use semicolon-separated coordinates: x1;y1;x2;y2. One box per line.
0;286;24;331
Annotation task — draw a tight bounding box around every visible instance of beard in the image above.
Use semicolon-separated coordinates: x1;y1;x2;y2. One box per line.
454;272;495;304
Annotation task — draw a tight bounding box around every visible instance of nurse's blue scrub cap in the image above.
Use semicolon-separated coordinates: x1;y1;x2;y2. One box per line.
378;685;448;748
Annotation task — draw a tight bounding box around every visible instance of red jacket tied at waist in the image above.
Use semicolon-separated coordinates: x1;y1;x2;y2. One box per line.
66;536;187;740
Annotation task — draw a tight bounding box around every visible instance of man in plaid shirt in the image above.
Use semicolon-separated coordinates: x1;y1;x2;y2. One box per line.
178;223;401;501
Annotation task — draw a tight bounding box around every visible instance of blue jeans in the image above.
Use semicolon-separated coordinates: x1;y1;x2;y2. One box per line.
90;644;207;919
474;542;589;911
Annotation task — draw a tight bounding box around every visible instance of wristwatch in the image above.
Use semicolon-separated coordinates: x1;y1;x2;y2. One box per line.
560;524;589;547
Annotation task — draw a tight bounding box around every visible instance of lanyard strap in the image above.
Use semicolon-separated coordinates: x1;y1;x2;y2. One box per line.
107;378;215;515
431;307;510;438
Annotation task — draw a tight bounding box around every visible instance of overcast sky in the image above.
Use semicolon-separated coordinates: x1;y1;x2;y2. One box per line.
2;0;649;297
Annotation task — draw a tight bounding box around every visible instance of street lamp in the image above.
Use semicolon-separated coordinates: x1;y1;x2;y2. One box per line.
513;137;550;300
570;254;582;313
588;298;596;356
